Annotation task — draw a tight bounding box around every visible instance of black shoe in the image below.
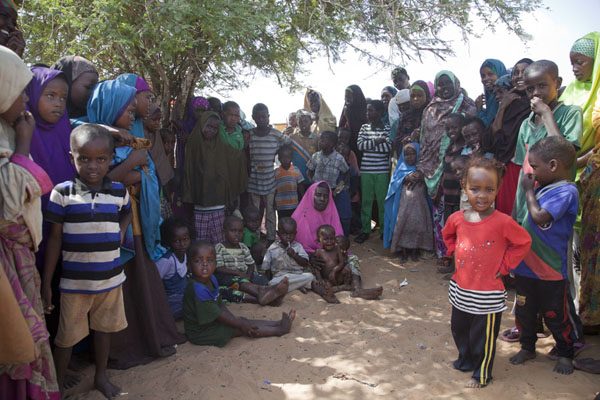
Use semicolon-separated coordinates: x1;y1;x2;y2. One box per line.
354;233;369;243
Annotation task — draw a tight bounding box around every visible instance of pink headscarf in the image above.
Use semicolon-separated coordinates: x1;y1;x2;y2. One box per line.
292;181;344;254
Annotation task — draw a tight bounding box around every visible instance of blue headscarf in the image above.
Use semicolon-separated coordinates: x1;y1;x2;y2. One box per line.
114;73;166;261
87;80;136;126
383;142;419;248
477;59;507;128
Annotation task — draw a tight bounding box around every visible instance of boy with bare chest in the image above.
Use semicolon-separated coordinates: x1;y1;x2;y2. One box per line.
313;225;352;292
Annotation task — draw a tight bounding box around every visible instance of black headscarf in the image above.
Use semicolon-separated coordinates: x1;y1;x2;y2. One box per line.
51;55;98;118
339;84;368;157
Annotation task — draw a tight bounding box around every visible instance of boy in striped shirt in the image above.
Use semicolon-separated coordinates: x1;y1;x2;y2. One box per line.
274;145;305;219
42;125;132;398
355;100;392;243
248;103;291;243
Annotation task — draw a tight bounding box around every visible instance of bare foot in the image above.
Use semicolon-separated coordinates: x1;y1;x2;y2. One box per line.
509;349;536;365
465;378;486;388
312;282;340;303
351;286;383;300
258;278;289;305
63;373;81;389
554;357;574;375
573;358;600;374
299;287;309;294
279;309;296;335
94;374;121;399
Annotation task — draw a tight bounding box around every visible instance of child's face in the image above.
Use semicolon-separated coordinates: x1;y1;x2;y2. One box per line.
244;213;261;232
404;146;417;166
445;118;462;142
162;133;175;157
492;86;508;104
279;150;292;169
338;130;351;145
319;136;334;154
524;69;560;106
70;137;113;189
393;73;409;90
115;99;137;130
38;77;68;124
569;52;594;82
336;142;350;160
451;161;464;181
366;104;381;124
252;110;270;129
224;220;244;247
189;246;217;283
223;107;240;129
480;66;498;92
171;226;191;259
410;87;427;109
527;151;556;187
70;72;98;111
144;111;161;134
0;90;28;124
335;236;349;253
511;62;529;92
318;229;336;251
462;123;481;149
436;74;455;100
288;113;297;128
202;117;220;139
135;90;153;119
381;90;393;108
298;115;312;134
278;224;296;246
398;101;410;114
465;167;498;213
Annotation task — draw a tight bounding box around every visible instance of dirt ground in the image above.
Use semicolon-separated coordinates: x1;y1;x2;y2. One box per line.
67;237;600;400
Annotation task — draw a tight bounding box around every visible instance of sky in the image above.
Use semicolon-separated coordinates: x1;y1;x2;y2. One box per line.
205;0;600;125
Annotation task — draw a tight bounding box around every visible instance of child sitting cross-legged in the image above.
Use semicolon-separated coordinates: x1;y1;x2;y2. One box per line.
215;215;288;305
183;241;296;347
156;217;195;319
263;217;340;303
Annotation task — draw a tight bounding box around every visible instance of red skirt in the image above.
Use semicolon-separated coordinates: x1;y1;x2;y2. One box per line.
496;162;521;216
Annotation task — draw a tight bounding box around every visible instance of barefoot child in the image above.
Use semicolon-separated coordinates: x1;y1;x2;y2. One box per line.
442;157;531;388
335;236;383;300
262;217;316;293
183;241;296;347
509;137;579;375
274;144;305;220
306;130;349;190
314;224;352;292
241;205;266;265
42;124;133;398
157;217;195;319
215;215;288;305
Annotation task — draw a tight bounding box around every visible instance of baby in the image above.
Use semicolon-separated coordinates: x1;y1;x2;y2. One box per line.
336;235;383;300
314;224;352;292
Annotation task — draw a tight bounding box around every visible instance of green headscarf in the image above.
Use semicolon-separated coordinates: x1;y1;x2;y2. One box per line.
560;31;600;155
183;111;248;206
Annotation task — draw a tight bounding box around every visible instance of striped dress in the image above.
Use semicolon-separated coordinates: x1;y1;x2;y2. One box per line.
356;123;392;174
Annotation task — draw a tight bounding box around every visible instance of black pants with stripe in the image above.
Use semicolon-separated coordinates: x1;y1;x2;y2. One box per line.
514;275;574;358
451;307;502;385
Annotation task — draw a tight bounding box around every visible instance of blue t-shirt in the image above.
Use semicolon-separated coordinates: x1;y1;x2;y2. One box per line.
512;182;578;281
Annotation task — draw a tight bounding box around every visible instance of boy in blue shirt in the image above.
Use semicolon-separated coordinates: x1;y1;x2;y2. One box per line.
42;124;132;398
509;136;578;375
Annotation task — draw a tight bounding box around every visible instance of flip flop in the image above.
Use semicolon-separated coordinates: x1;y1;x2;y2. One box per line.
547;341;589;360
500;327;520;342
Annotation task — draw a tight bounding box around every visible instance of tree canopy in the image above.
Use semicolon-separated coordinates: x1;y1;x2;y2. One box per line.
21;0;539;121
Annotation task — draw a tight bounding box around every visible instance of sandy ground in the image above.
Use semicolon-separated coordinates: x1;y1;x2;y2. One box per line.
67;237;600;399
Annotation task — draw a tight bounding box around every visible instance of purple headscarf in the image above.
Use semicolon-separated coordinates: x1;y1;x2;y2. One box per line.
26;66;76;188
180;96;210;133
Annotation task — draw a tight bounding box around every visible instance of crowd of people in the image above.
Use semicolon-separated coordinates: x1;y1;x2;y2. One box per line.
1;1;600;398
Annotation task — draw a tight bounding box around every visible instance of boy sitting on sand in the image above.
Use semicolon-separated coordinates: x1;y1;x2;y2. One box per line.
183;241;296;347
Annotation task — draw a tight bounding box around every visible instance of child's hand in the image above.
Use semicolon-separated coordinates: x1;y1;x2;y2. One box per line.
41;285;54;315
286;247;296;258
14;110;35;144
520;172;536;192
530;97;551;116
240;319;258;337
476;94;486;111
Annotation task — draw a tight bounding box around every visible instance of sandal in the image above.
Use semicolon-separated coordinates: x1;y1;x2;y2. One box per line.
500;327;520;342
547;341;589;360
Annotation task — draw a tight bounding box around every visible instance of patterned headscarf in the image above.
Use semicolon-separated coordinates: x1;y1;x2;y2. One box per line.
571;38;596;59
